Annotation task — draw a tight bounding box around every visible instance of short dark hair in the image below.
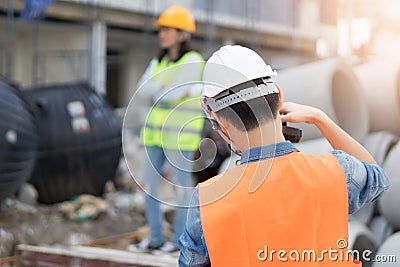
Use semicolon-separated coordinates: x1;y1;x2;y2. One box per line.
214;93;279;132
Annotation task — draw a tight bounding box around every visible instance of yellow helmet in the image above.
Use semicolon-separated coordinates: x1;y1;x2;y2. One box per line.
154;6;195;33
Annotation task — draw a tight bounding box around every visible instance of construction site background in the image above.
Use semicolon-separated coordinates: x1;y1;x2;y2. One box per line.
1;0;400;266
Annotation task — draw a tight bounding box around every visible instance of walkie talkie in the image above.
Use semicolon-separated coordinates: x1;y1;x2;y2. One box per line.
282;122;302;143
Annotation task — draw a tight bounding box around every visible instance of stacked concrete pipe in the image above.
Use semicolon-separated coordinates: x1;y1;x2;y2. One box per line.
350;202;376;226
274;58;369;142
354;60;400;136
348;220;377;267
294;138;332;154
378;141;400;230
350;132;399;228
369;216;394;247
363;131;399;165
372;232;400;267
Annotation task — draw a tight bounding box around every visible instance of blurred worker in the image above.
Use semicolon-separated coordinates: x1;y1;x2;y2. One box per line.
134;6;204;253
179;45;389;266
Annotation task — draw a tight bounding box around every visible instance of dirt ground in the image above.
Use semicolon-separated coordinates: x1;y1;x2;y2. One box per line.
0;184;148;258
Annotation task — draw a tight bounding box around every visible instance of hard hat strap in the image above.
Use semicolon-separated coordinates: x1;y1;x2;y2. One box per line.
205;77;278;112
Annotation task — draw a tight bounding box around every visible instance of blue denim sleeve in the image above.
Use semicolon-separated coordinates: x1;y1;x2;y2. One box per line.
178;187;211;267
331;150;389;214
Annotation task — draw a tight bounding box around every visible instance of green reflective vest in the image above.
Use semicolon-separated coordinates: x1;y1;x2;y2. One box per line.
140;51;204;151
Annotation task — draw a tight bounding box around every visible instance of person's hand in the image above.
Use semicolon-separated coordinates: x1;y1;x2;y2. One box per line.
279;102;324;125
280;102;378;164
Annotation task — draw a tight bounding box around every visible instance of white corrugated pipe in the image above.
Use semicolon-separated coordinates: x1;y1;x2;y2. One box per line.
354;60;400;136
274;58;369;142
363;131;399;165
378;141;400;230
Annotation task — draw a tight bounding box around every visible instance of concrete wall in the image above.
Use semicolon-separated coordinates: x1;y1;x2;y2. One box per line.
0;19;89;88
0;0;333;106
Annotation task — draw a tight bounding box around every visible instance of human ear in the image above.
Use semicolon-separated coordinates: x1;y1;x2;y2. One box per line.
179;31;188;42
277;85;283;110
213;113;230;137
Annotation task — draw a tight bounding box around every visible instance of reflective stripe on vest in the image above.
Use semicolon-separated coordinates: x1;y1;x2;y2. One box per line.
199;152;362;267
140;51;204;150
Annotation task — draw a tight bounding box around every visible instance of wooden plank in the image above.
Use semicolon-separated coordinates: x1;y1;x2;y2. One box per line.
83;229;148;246
0;256;16;264
17;244;177;267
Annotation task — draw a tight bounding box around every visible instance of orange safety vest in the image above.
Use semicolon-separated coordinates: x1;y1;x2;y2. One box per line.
199;151;362;266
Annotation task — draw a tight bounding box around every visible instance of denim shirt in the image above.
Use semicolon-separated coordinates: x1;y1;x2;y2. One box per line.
178;141;389;267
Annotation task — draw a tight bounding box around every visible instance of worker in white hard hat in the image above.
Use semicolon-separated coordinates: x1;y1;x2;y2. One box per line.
178;45;389;266
132;6;204;253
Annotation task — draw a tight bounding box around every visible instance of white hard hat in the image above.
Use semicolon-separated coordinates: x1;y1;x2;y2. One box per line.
202;45;277;98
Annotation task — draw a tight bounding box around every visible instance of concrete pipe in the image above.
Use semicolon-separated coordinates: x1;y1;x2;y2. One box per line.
354;61;400;136
379;141;400;230
372;232;400;267
363;131;399;165
349;202;376;225
274;58;369;142
295;138;332;154
369;216;394;247
348;220;377;267
348;220;377;250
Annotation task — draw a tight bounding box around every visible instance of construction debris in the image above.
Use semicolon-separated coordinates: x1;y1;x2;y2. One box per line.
57;194;108;221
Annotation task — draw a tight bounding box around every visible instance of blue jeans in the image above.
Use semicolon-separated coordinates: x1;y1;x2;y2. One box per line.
141;145;194;246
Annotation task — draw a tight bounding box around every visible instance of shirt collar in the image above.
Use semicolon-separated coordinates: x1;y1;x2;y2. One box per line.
240;141;299;165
